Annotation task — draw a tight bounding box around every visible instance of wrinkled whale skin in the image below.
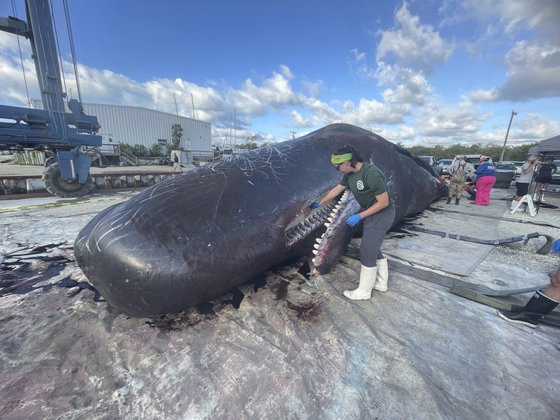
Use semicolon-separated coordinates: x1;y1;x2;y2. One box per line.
75;124;445;317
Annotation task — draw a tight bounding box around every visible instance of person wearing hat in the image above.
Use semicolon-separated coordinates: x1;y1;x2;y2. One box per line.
447;155;474;205
310;144;395;300
473;156;496;205
511;155;540;208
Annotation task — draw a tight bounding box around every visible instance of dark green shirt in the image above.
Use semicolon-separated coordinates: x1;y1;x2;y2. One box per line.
340;163;391;209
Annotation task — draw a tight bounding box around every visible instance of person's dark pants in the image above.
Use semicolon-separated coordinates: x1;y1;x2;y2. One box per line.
360;206;396;267
516;182;529;197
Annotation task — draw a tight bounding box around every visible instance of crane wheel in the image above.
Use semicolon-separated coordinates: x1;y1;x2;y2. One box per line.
42;162;95;198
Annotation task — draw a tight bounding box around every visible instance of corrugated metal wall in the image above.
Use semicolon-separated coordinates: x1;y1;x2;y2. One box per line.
31;100;212;156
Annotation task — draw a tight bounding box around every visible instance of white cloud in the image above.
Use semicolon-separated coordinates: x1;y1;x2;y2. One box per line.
290;110;311;128
371;125;416;143
415;100;491;138
301;80;324;98
230;69;303;115
379;64;430;107
279;64;294;80
350;49;367;62
376;3;453;73
460;0;560;37
467;88;498;102
508;113;560;143
469;41;560;102
341;98;404;126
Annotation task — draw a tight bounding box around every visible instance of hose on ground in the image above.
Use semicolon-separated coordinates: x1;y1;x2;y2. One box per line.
404;225;553;255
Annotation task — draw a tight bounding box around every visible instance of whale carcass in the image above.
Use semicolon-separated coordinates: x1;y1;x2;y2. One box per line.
75;124;446;317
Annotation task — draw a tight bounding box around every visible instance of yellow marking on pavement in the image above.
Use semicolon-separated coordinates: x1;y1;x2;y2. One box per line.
0;195;132;214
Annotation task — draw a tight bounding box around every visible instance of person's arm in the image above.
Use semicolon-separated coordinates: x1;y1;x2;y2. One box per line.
450;160;458;175
359;192;389;219
474;164;482;175
523;161;538;173
317;184;347;206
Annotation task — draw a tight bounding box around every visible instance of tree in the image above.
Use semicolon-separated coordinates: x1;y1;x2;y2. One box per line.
149;143;164;157
171;124;183;151
131;144;149;157
402;142;539;161
236;141;258;150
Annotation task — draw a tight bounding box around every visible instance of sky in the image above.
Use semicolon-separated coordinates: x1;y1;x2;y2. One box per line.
0;0;559;147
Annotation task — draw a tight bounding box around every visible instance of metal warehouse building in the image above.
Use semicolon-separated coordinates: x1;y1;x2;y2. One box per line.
32;101;212;157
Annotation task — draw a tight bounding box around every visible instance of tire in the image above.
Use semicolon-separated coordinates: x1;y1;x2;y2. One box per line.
42;162;95;198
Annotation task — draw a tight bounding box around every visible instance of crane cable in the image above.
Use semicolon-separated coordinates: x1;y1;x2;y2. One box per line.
11;0;31;108
48;0;68;101
62;0;82;104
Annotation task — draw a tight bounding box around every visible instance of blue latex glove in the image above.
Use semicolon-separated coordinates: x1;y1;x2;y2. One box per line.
309;202;321;210
346;213;362;227
552;239;560;254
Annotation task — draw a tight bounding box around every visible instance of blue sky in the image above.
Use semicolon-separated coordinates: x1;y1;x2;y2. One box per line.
1;0;559;147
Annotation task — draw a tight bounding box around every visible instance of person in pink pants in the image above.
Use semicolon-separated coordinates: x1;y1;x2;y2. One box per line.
474;156;496;205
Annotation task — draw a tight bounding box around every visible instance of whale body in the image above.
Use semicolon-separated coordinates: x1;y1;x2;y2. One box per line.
75;124;446;317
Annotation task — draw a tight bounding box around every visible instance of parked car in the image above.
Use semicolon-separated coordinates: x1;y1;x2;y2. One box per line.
418;155;441;176
494;162;516;189
436;159;454;176
500;160;523;178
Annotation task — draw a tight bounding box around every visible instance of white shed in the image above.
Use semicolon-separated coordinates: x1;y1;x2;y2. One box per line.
31;100;212;158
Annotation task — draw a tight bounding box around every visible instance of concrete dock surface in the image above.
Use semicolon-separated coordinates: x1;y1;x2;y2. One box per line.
0;184;559;419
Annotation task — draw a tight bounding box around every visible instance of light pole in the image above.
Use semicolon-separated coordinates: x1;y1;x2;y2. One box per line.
500;110;517;162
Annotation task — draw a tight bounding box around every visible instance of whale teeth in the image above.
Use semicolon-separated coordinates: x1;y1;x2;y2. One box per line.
324;222;331;227
313;243;320;249
296;226;307;235
327;217;334;222
315;237;322;243
334;205;341;210
312;250;318;255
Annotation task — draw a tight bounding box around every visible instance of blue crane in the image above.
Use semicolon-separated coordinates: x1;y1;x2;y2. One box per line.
0;0;102;197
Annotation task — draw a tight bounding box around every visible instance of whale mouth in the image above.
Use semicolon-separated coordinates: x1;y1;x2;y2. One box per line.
284;190;360;273
311;190;360;274
284;200;338;247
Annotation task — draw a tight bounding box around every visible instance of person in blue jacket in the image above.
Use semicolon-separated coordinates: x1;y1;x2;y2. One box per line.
474;156;496;205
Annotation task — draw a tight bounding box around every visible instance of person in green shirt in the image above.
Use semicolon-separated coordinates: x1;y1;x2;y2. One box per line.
311;145;396;300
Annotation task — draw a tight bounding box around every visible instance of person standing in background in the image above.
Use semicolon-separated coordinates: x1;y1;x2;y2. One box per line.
473;156;496;206
511;155;539;208
447;155;474;205
533;157;557;201
173;152;182;172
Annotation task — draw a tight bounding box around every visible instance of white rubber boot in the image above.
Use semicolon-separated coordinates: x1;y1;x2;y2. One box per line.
373;258;388;292
343;265;377;300
510;200;518;210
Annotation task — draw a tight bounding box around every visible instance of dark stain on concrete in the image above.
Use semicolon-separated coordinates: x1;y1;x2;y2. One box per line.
286;300;321;321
